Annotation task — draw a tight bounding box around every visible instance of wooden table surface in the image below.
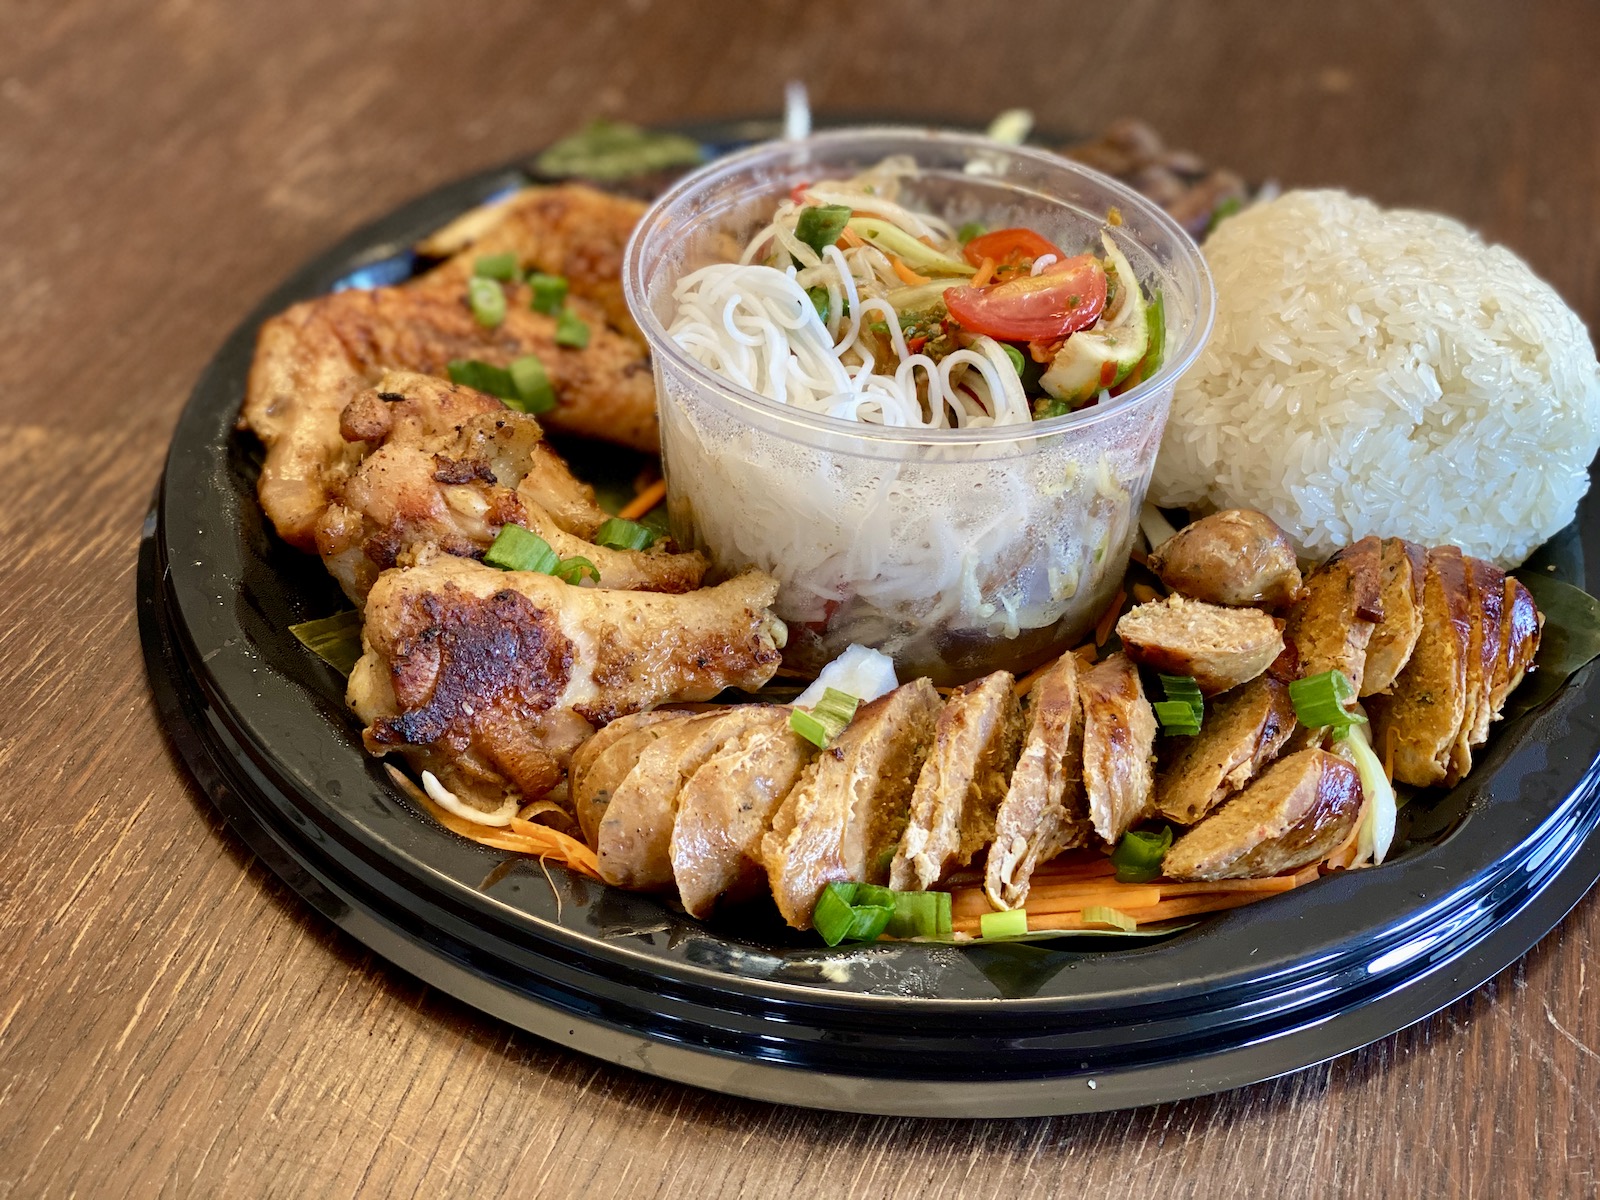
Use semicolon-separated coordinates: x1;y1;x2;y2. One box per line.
4;1;1599;1196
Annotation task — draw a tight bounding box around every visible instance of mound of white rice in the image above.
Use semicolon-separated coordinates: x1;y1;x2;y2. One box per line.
1152;189;1600;567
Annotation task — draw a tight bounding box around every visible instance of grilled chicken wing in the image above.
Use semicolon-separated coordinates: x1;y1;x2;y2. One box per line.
761;679;941;929
348;552;784;811
1149;509;1304;610
891;672;1025;891
1116;594;1283;695
242;282;656;549
985;653;1090;910
1163;748;1361;881
415;183;648;343
1154;674;1296;825
1079;653;1158;843
316;372;703;603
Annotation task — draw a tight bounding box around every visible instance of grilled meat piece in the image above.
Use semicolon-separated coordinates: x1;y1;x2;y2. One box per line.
1154;674;1297;825
1284;535;1384;696
415;183;648;343
984;653;1090;910
570;710;686;846
1492;576;1543;713
1163;748;1362;881
1116;595;1283;695
761;679;941;929
242;282;656;549
348;552;784;810
316;373;704;603
1362;538;1428;696
1148;509;1303;610
1079;653;1158;844
890;672;1026;892
670;708;814;917
596;708;774;890
1368;547;1473;787
1453;556;1508;778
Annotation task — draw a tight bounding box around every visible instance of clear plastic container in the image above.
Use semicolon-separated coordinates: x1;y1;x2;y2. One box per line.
623;128;1215;685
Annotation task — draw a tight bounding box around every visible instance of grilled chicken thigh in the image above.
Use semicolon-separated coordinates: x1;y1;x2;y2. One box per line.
415;183;648;344
891;672;1025;892
243;281;656;549
316;373;704;604
762;679;941;929
1163;748;1362;881
1116;594;1283;695
348;552;784;811
985;653;1090;910
1079;653;1158;843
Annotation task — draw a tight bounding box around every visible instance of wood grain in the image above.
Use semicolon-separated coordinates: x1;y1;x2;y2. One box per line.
2;1;1598;1196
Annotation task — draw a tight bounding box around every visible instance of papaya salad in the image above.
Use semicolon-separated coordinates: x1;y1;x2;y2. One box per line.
666;156;1166;428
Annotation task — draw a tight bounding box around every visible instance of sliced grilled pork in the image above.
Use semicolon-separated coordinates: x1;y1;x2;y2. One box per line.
762;679;941;929
984;654;1090;909
1154;674;1297;825
1148;509;1304;610
1492;577;1543;712
670;708;814;918
1362;538;1427;696
1285;535;1384;697
570;710;686;846
1368;546;1473;787
891;672;1026;892
1079;653;1158;844
1452;555;1508;777
595;708;772;890
1162;748;1362;881
1116;594;1283;695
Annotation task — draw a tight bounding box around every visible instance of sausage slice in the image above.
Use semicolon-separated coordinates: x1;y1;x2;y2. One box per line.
1148;508;1304;610
1361;538;1427;696
1154;674;1297;825
1116;594;1283;695
1079;653;1158;844
1285;535;1384;697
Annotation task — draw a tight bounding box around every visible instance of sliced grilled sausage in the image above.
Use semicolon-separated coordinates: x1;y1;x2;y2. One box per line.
1154;674;1297;825
985;654;1091;909
891;672;1026;892
1148;509;1304;610
1079;653;1158;844
1116;594;1283;695
570;710;688;847
1368;546;1473;787
1162;748;1362;881
1285;535;1384;697
1491;576;1543;713
762;679;941;929
1362;538;1427;696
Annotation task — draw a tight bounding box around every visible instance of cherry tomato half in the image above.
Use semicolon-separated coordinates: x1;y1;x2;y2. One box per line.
943;254;1108;343
962;227;1066;269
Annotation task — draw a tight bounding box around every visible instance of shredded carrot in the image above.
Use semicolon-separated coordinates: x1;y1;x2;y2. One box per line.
1131;582;1162;605
1382;725;1397;783
1129;545;1149;568
1013;654;1064;699
970;256;996;288
1072;643;1098;666
1031;855;1117;881
838;226;866;250
618;479;666;521
889;254;929;286
1093;588;1126;646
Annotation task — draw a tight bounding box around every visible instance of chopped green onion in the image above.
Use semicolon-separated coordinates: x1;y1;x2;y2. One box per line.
1158;673;1204;723
1081;905;1138;932
551;556;600;585
1152;700;1201;736
789;687;861;749
483;525;559;574
883;890;953;939
979;909;1028;938
472;252;520;282
447;358;515;400
1002;343;1026;376
813;882;892;946
806;285;831;325
554;308;589;348
467;276;507;327
957;221;987;244
795;204;852;256
527;272;568;315
288;610;364;676
1111;825;1173;883
1289;669;1368;734
593;517;657;552
788;710;831;749
507;354;556;414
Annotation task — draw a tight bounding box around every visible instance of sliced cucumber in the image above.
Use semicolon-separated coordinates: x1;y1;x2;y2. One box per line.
847;218;975;277
1039;233;1150;405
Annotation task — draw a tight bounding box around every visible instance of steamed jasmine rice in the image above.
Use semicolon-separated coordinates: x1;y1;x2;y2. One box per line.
1152;189;1600;567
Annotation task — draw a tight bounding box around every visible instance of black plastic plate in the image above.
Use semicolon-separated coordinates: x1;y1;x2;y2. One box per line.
139;122;1600;1116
